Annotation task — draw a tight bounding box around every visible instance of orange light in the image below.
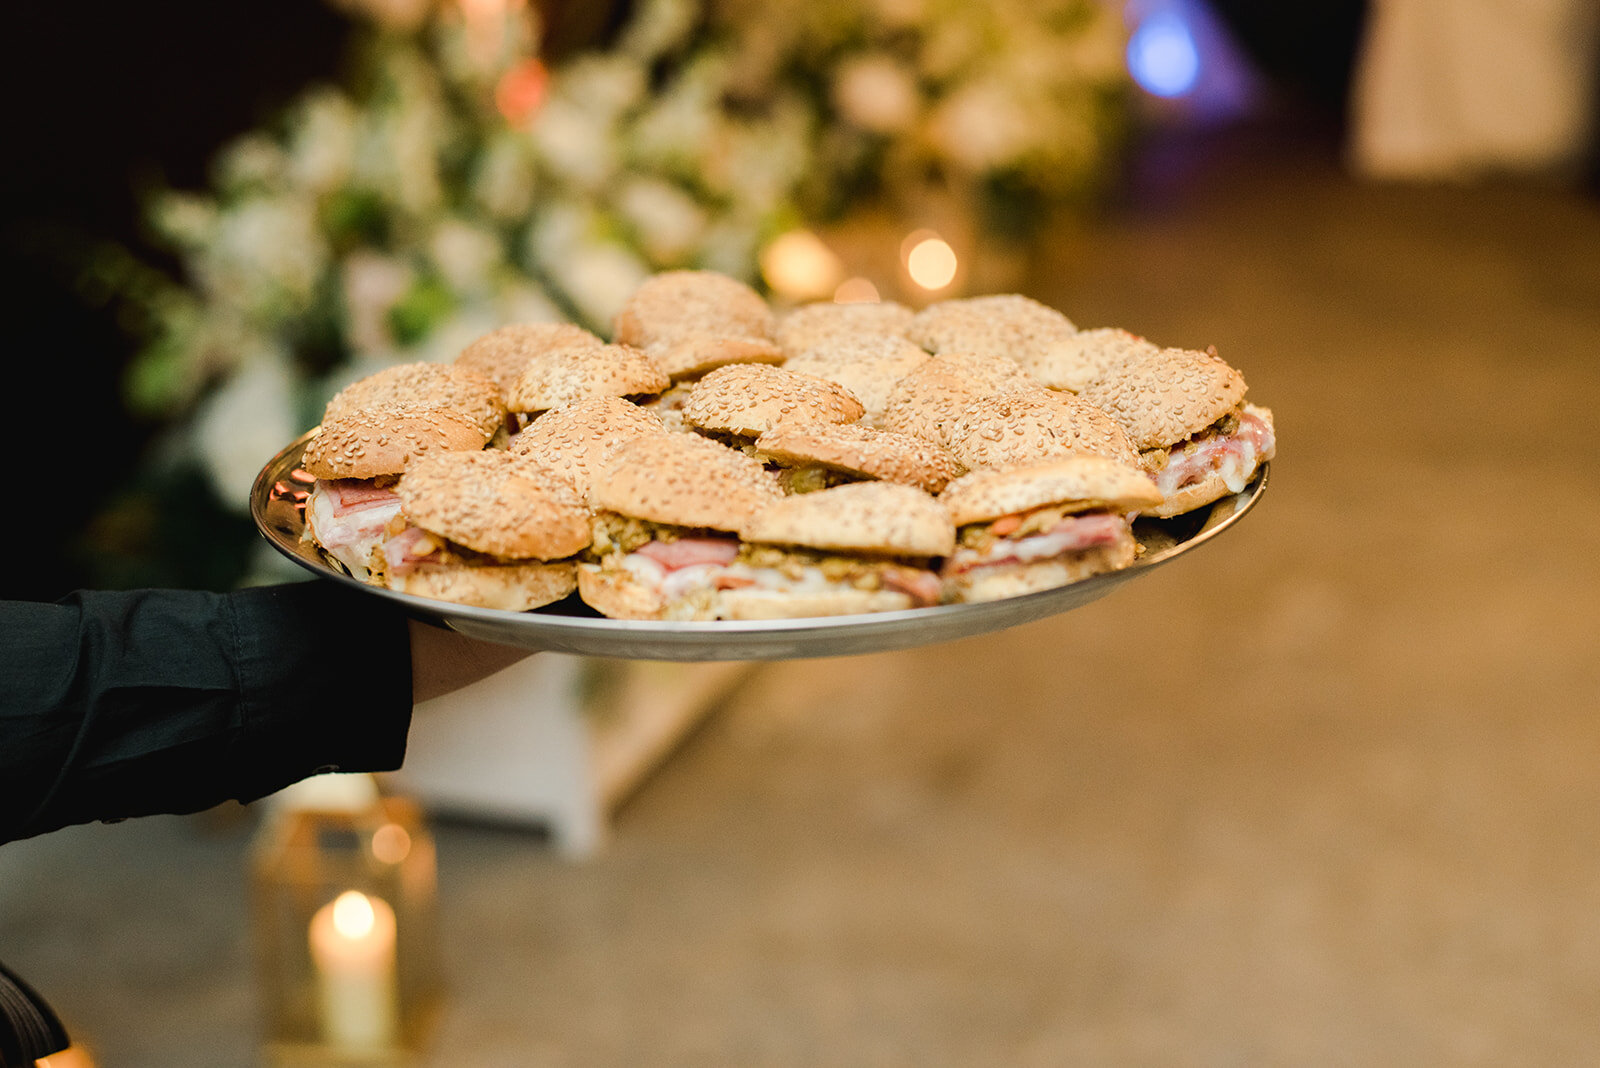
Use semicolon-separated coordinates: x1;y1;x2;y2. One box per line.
906;235;958;291
760;230;844;300
496;58;549;125
833;277;880;303
331;890;378;941
370;823;413;865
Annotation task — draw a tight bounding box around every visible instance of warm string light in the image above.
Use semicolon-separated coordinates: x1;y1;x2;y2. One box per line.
370;822;413;865
760;229;845;301
902;229;959;291
833;277;880;303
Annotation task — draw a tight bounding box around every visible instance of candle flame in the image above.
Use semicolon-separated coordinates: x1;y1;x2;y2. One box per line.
331;891;378;940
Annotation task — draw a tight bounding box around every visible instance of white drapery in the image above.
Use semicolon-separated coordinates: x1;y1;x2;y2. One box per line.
1349;0;1600;179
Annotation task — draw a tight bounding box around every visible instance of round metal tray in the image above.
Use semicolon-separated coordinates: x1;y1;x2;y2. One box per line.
252;431;1268;661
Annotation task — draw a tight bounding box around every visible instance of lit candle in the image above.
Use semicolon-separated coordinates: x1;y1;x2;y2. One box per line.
308;890;399;1051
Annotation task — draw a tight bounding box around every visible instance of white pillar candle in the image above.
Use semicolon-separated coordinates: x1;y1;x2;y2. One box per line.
308;890;399;1051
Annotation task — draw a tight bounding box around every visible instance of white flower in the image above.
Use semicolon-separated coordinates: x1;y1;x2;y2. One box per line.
497;280;566;325
628;54;728;171
472;134;537;220
615;178;707;263
551;243;651;328
429;220;503;296
531;96;617;190
341;251;414;358
194;345;298;511
408;304;503;363
214;134;288;192
151;193;217;249
696;219;761;281
289;90;358;193
928;77;1035;173
557;55;648;122
619;0;699;61
200;196;326;315
832;54;921;134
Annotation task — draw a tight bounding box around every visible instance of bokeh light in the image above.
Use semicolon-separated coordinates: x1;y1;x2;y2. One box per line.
1127;9;1201;98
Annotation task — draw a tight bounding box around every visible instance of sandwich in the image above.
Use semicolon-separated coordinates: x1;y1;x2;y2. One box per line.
727;481;953;617
905;294;1083;388
1076;346;1275;516
780;335;930;427
508;395;668;499
611;270;784;380
322;361;507;439
938;455;1163;602
774;299;915;357
300;404;491;582
754;421;966;495
943;389;1140;471
578;433;784;620
454;321;605;394
879;352;1037;445
382;449;591;611
680;363;865;448
503;343;670;416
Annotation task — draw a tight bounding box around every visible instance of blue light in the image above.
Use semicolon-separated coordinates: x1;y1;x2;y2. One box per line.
1127;10;1202;98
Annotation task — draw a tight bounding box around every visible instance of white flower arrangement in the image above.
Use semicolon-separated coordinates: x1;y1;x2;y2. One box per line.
111;0;1129;516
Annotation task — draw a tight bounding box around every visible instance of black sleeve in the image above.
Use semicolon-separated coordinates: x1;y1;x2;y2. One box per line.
0;582;414;844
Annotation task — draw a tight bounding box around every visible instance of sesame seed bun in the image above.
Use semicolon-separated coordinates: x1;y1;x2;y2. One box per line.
945;390;1140;470
715;587;917;619
774;300;914;356
588;433;782;531
906;294;1077;364
648;334;787;381
392;559;577;612
397;450;592;560
503;343;670;413
612;270;776;351
509;397;667;498
1077;346;1248;450
575;565;917;621
323;362;505;437
879;353;1038;445
740;482;956;558
682;363;865;437
939;456;1162;526
454;322;605;393
575;563;671;620
302;405;490;480
782;336;930;426
754;422;965;493
1021;326;1162;393
943;538;1137;604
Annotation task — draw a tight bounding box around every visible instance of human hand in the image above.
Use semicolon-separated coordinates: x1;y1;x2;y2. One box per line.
407;618;534;704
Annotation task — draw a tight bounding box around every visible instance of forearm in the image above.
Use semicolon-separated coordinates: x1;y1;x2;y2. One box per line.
0;583;414;844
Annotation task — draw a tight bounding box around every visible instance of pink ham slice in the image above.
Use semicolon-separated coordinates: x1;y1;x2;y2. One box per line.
381;526;441;576
1154;406;1275;496
881;567;943;607
944;513;1125;576
634;537;741;571
324;479;402;514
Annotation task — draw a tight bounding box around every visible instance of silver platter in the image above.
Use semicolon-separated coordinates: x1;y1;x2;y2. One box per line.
252;431;1268;661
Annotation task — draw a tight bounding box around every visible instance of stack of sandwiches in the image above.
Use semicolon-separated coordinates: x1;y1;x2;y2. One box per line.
296;270;1275;617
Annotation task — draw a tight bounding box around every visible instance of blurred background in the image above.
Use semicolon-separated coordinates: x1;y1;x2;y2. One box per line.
3;0;1600;1064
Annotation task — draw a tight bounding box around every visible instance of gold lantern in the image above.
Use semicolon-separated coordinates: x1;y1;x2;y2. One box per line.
251;774;442;1066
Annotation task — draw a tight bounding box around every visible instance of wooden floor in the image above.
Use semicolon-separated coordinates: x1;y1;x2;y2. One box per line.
5;118;1600;1066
